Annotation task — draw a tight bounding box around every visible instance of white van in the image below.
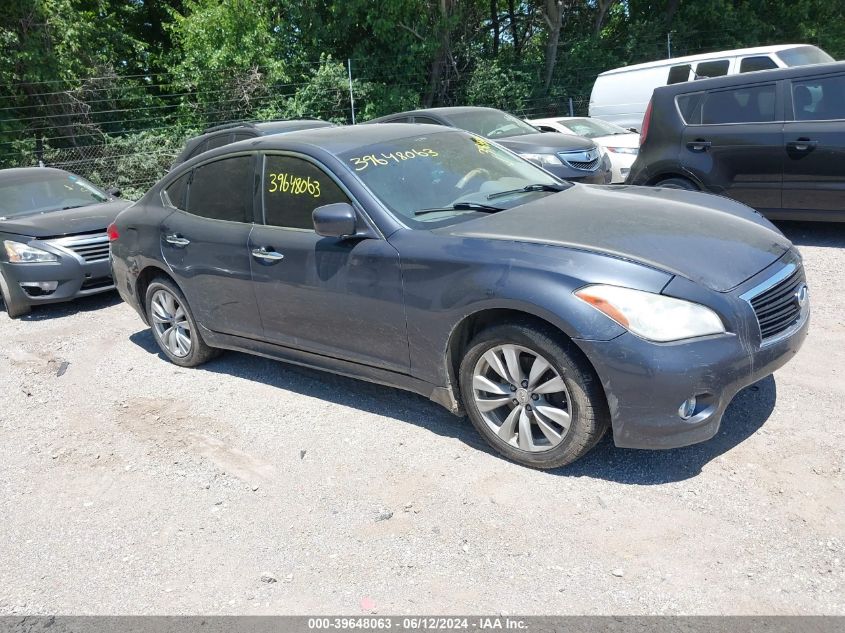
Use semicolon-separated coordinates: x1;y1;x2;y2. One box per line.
589;44;834;131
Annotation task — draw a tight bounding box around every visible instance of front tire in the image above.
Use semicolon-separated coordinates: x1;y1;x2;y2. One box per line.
145;278;218;367
459;323;609;469
0;271;30;319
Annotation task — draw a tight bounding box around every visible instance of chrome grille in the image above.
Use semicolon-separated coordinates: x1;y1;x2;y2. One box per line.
558;147;601;172
745;264;807;343
51;233;110;263
565;158;600;170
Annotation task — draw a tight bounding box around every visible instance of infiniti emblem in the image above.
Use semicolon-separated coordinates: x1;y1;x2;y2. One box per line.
795;284;808;307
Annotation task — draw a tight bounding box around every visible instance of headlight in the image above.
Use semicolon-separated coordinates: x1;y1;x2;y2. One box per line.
519;152;562;167
3;240;59;263
574;284;725;342
606;147;638;155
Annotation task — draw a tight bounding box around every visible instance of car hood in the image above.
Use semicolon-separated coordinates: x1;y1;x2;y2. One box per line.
496;132;594;154
439;185;791;292
593;133;640;149
0;200;130;238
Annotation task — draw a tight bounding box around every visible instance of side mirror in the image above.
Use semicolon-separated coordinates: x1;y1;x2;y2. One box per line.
313;202;357;238
106;186;122;198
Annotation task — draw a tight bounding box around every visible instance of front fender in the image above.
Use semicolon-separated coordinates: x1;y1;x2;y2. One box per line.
390;231;672;386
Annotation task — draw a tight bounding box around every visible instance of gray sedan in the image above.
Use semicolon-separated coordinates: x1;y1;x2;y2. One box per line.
109;124;808;468
1;167;129;318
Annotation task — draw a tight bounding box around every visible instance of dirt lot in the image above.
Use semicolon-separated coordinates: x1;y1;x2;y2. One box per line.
0;221;843;615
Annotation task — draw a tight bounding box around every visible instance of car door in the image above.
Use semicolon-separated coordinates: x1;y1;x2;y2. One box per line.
249;153;410;373
160;153;263;339
782;71;845;218
679;81;783;212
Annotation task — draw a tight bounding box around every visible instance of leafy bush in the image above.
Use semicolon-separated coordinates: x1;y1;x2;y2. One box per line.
465;61;533;112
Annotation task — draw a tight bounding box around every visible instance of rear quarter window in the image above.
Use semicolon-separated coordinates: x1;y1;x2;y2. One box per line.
675;92;705;124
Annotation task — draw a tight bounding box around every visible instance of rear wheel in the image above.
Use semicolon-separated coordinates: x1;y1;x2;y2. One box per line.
458;322;609;469
145;278;218;367
654;176;698;191
0;271;30;319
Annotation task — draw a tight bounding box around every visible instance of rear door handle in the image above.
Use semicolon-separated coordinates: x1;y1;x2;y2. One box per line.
786;139;818;152
686;140;712;152
164;233;190;247
251;247;285;263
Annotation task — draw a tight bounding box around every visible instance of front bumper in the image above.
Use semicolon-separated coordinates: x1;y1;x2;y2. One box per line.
574;260;809;450
1;236;114;307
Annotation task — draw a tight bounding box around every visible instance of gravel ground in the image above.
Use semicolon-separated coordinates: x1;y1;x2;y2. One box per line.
0;221;843;616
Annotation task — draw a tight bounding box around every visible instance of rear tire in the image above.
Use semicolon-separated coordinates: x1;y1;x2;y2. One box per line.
458;322;609;469
145;277;218;367
654;176;698;191
0;271;30;319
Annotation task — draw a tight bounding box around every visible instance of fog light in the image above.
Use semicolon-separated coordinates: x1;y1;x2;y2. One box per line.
20;280;58;296
678;396;697;420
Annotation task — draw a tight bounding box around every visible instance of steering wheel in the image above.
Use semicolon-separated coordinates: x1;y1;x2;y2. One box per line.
456;168;491;190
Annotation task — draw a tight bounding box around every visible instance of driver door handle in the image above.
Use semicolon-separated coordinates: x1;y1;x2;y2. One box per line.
786;139;818;152
164;233;190;247
251;247;285;262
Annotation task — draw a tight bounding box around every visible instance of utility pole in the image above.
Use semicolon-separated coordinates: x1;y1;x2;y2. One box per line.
347;59;356;125
667;32;672;58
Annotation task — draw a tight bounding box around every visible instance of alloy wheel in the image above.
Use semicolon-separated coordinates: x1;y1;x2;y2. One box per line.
150;289;192;358
471;344;572;452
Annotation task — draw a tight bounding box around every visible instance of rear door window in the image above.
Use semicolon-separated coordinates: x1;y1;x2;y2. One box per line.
262;155;351;230
205;133;232;150
791;74;845;121
701;84;777;124
413;116;443;125
186;155;254;222
695;59;730;79
667;64;692;85
186;139;209;160
740;56;779;73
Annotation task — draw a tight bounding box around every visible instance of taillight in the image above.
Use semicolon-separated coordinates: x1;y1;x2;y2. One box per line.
640;99;653;146
107;223;119;241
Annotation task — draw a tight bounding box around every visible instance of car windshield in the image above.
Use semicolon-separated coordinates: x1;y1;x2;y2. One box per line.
340;131;566;227
557;118;630;138
0;171;108;219
776;45;834;67
446;110;540;139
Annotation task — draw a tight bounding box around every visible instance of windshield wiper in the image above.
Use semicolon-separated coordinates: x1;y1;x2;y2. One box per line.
486;183;565;200
61;204;85;210
414;202;504;216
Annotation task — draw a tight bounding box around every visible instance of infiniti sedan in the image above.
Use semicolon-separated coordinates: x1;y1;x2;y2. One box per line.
1;167;129;318
109;125;808;468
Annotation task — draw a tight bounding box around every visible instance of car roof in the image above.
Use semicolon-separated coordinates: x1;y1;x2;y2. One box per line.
0;166;71;184
654;60;845;97
599;44;818;76
181;123;458;165
200;118;333;136
368;106;503;123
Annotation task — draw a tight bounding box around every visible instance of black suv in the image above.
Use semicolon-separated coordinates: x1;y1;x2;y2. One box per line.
628;61;845;222
170;119;335;169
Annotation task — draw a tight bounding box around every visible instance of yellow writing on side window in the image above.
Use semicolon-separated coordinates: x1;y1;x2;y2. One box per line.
348;148;439;171
267;173;321;198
